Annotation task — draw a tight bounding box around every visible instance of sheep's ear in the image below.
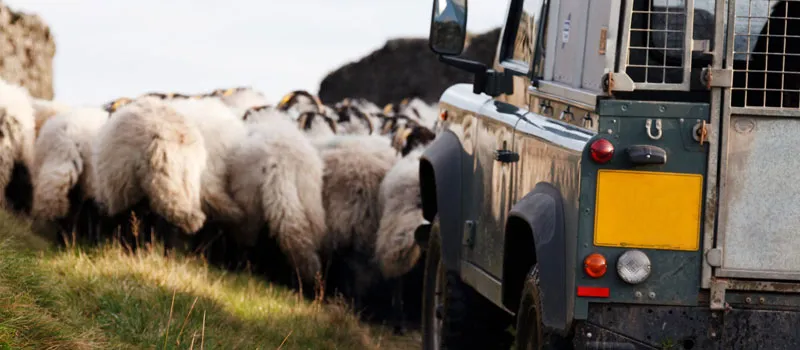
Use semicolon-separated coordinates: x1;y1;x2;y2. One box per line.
400;97;410;106
222;88;236;96
342;98;351;107
383;103;394;114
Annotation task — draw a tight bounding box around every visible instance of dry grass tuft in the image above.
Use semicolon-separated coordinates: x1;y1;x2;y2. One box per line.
0;210;418;349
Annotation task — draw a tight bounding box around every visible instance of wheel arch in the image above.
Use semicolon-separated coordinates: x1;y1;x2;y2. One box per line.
419;130;466;273
501;181;573;335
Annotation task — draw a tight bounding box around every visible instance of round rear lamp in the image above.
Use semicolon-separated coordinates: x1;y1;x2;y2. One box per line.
583;253;607;278
589;138;614;164
617;249;652;284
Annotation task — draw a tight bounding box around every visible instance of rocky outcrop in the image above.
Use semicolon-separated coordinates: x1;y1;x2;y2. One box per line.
318;28;500;106
0;3;56;99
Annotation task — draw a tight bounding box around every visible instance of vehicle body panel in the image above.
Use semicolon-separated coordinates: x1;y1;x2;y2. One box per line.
466;101;522;279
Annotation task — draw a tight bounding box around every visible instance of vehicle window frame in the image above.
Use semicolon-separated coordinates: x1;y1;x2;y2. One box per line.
497;0;550;80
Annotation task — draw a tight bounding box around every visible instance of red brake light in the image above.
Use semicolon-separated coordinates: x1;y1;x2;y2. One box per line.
590;138;614;163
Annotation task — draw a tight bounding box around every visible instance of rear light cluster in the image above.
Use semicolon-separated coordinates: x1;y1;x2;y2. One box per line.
589;138;614;164
578;250;652;298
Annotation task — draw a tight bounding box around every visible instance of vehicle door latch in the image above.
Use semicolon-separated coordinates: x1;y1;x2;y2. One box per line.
494;149;519;163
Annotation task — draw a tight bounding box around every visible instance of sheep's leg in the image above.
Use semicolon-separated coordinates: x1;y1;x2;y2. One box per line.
391;277;407;335
157;217;175;257
84;200;100;246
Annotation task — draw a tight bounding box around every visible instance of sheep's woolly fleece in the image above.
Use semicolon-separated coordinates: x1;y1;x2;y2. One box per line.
374;148;427;279
0;79;36;209
92;96;207;234
318;135;399;255
165;97;246;223
226;116;327;283
31;107;107;220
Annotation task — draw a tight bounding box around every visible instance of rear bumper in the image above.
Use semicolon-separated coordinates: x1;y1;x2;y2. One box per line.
572;304;800;349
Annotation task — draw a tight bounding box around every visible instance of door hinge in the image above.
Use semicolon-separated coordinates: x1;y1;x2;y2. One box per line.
705;248;722;267
709;278;728;311
462;220;476;248
701;67;733;89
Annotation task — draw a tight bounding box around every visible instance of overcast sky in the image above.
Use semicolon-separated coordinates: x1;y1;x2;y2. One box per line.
8;1;507;106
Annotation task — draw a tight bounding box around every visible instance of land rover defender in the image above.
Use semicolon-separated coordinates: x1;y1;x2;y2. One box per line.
417;0;800;348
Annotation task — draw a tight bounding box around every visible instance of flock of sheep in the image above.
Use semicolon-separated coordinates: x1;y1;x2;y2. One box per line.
0;78;440;332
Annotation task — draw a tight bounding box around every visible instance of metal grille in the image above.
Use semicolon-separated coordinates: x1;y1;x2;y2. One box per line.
622;0;694;88
731;0;800;109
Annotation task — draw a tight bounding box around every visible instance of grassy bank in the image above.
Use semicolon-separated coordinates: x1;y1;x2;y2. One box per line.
0;211;416;349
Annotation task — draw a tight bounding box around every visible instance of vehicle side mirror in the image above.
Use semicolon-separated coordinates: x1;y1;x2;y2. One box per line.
429;0;468;56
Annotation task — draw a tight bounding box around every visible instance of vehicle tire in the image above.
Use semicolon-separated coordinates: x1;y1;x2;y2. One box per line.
421;217;514;350
515;264;571;350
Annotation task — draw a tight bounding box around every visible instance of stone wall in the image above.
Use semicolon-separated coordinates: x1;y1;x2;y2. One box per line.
0;3;55;99
318;28;500;106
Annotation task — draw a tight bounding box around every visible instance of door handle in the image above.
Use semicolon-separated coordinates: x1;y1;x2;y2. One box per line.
494;149;519;163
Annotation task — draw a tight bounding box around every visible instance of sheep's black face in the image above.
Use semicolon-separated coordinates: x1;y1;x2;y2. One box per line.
400;126;435;157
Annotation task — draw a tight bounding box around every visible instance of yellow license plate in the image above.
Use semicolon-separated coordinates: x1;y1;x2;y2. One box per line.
594;170;703;251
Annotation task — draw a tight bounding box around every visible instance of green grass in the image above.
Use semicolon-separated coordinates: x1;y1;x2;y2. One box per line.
0;211;418;349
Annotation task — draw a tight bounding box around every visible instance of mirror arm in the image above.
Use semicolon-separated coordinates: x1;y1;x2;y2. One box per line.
439;55;487;74
439;55;514;97
483;69;514;97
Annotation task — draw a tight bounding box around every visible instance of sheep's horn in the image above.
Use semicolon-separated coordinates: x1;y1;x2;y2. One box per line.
297;111;310;129
243;104;272;120
104;97;132;113
278;90;325;114
349;107;374;135
380;116;396;135
323;115;338;134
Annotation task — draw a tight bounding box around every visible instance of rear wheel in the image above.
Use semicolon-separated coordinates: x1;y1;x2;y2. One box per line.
421;217;513;349
515;265;572;350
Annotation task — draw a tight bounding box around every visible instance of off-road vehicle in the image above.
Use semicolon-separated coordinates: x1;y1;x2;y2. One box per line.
417;0;800;348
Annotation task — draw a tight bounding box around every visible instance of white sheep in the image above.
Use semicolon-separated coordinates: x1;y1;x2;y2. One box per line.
0;79;37;213
164;97;246;224
92;96;207;246
317;134;399;305
31;107;108;238
226;114;327;285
